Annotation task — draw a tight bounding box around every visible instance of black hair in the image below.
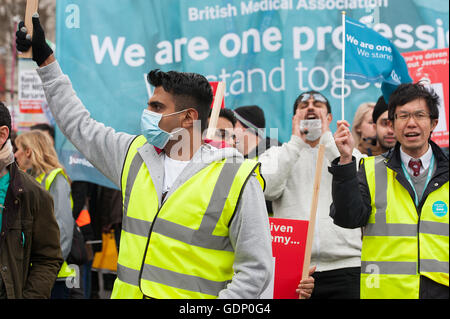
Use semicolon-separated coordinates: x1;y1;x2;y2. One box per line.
293;90;332;115
147;69;213;132
31;123;55;140
388;82;440;121
209;108;237;127
372;96;388;123
234;105;266;129
0;102;11;139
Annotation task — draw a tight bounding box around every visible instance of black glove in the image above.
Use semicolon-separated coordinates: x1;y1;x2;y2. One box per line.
16;13;53;66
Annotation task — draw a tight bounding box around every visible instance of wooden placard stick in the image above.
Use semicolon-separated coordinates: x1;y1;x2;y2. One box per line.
205;81;225;140
18;0;39;59
299;143;325;299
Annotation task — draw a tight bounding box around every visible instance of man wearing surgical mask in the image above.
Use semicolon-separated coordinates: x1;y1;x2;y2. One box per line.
14;14;311;299
33;65;275;299
259;90;364;299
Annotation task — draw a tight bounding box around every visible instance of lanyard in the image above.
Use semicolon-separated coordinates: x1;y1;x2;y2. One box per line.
400;154;435;207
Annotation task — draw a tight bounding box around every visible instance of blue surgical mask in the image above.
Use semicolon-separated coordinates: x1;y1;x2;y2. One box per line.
140;109;186;149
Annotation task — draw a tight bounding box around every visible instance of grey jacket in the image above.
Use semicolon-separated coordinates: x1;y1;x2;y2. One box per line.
37;61;273;299
48;173;74;260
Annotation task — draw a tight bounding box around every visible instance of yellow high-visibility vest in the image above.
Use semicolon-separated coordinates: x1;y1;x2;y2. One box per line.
361;156;449;299
250;155;266;191
36;168;76;279
111;135;260;299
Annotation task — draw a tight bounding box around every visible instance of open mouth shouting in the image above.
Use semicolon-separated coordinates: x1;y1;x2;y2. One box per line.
305;112;319;120
404;132;421;142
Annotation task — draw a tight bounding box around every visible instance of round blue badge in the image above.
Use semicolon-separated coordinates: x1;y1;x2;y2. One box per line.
432;201;448;217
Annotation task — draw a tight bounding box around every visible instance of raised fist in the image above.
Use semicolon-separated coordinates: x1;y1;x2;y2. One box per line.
16;13;53;66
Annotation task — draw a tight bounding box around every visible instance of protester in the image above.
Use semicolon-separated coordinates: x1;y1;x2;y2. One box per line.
30;125;91;300
207;108;237;148
372;96;397;153
233;105;281;215
259;90;363;299
352;102;381;156
0;102;63;298
233;105;280;159
330;83;449;299
14;130;75;299
15;15;321;299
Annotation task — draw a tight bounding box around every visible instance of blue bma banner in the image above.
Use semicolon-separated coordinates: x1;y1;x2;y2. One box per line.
55;0;449;188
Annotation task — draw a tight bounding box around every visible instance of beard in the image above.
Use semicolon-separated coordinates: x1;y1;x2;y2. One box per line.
378;136;396;152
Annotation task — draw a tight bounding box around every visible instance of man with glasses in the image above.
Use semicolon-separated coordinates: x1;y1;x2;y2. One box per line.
233;105;281;215
207;108;237;148
233;105;280;159
330;83;449;299
259;90;363;298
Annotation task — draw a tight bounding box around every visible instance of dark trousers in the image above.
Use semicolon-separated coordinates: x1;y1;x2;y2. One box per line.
419;276;449;299
310;267;360;299
50;280;70;299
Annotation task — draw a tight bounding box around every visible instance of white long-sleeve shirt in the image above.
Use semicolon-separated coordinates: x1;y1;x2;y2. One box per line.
259;131;363;272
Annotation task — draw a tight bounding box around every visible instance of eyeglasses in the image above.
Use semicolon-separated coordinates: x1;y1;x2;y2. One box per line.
394;111;430;121
299;93;328;103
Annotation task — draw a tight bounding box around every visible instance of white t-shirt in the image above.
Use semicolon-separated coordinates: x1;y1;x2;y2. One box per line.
162;153;190;194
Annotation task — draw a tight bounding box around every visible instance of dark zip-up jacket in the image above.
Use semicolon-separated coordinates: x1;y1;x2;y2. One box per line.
328;141;449;299
0;163;63;298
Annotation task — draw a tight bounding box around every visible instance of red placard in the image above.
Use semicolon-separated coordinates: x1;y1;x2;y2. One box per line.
267;217;309;299
19;99;44;113
209;81;225;109
402;48;449;148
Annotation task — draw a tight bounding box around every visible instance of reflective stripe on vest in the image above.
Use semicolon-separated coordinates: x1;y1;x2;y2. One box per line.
112;136;152;298
120;158;241;250
251;155;266;191
57;262;77;279
141;159;254;298
36;168;75;279
361;156;449;299
112;136;259;299
36;168;74;210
